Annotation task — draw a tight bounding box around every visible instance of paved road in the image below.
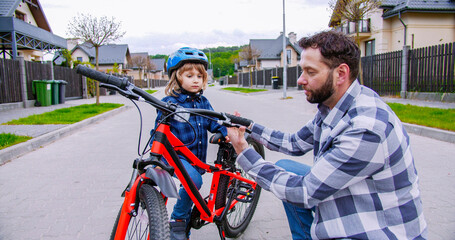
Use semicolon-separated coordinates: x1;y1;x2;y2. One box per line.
0;86;454;239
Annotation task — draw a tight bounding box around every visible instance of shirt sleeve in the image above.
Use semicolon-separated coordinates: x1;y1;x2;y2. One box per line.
237;127;386;209
248;120;315;156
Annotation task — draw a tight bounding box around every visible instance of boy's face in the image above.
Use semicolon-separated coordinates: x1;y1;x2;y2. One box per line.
180;68;203;93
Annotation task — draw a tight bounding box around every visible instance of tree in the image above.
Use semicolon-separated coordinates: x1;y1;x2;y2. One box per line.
130;55;149;81
329;0;381;84
239;45;261;87
67;13;125;104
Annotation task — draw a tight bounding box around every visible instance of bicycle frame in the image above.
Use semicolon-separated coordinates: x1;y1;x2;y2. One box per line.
74;64;259;240
114;117;258;240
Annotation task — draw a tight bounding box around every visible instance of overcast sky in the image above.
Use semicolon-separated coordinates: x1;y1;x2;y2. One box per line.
40;0;332;55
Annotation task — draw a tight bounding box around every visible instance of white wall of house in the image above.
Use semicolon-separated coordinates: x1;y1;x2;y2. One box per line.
261;60;281;69
14;3;43;61
15;2;38;26
72;49;90;63
359;10;455;56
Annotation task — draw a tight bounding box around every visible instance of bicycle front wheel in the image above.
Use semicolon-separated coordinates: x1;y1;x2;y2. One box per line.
217;136;264;238
109;184;169;240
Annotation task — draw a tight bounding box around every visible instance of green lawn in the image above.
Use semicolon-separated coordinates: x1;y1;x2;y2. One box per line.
222;87;267;93
388;103;455;132
0;133;32;150
3;103;123;125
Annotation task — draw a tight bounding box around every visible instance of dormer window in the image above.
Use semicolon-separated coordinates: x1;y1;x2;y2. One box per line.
15;10;26;21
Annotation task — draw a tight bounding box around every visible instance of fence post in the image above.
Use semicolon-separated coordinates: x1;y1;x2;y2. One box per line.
82;76;88;99
401;45;410;98
18;57;28;108
48;61;54;80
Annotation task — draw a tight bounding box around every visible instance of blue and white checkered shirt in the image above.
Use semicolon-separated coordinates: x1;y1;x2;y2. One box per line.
153;91;227;167
238;81;427;239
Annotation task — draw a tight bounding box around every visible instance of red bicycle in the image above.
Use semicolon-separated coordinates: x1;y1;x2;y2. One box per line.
76;65;264;240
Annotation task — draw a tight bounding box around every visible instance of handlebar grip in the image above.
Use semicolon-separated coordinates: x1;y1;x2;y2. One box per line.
224;113;253;127
76;65;129;89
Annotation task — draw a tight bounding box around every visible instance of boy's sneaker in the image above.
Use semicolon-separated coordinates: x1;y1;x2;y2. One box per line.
170;220;187;240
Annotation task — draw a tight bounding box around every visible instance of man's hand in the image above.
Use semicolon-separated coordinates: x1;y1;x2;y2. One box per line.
227;122;249;155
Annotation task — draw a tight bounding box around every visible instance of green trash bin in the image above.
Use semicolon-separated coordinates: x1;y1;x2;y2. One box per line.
33;80;52;106
49;80;60;105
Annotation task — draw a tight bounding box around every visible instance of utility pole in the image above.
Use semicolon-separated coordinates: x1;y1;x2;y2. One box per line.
282;0;287;98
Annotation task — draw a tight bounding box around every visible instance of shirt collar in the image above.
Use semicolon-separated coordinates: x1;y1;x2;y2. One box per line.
174;90;203;103
318;80;361;127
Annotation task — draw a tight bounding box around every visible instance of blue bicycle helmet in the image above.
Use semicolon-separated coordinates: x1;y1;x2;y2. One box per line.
166;47;208;77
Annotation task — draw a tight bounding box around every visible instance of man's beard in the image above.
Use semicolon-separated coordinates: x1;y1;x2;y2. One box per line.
306;70;334;104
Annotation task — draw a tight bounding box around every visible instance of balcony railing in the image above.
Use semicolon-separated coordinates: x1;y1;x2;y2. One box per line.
334;19;371;35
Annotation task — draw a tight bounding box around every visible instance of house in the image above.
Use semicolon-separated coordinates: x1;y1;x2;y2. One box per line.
329;0;455;56
239;32;302;72
0;0;66;61
150;58;166;80
128;52;150;81
71;42;131;73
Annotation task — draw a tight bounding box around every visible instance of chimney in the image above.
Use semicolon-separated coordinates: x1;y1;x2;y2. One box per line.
288;32;297;44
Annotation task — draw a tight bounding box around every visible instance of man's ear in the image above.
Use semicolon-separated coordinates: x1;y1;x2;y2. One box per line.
335;63;350;86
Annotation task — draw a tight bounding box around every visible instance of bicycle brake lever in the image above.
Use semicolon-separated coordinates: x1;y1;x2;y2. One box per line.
219;121;252;134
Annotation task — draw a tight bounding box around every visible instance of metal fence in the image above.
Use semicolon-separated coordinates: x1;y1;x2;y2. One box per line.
361;50;402;95
408;42;454;92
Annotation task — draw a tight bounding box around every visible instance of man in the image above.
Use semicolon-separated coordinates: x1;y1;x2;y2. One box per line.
227;31;427;239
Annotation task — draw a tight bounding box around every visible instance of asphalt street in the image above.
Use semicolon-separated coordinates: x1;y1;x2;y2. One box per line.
0;85;454;239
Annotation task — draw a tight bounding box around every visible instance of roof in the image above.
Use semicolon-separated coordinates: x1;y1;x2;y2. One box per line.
0;0;20;16
0;0;52;32
250;33;302;61
381;0;455;18
73;43;130;65
151;58;165;71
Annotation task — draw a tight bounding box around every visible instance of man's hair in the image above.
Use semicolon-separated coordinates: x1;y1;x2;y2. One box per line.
298;31;360;82
164;62;208;96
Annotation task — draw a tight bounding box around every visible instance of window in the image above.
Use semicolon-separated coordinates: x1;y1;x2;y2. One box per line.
15;11;26;21
77;57;83;62
286;50;291;64
365;40;375;56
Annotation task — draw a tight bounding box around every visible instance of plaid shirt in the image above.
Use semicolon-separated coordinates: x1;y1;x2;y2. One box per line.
153;91;227;167
238;81;427;239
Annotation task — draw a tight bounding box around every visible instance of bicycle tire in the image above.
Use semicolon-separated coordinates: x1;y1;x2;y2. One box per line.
109;184;169;240
216;136;264;238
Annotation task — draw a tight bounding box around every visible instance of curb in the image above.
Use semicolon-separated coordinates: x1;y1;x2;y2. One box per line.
403;123;455;143
0;106;130;165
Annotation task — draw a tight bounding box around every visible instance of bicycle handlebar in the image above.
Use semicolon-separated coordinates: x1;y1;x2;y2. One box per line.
75;65;253;128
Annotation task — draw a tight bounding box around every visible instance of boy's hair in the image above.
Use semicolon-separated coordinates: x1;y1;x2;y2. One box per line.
165;62;208;96
298;30;360;82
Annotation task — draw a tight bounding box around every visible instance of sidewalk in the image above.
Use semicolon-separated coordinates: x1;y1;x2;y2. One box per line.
0;96;129;165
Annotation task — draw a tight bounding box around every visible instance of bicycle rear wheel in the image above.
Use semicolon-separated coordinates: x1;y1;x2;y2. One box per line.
109;184;169;240
216;137;264;238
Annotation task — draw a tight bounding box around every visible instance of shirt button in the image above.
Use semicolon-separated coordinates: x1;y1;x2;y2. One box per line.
198;123;201;126
199;141;201;144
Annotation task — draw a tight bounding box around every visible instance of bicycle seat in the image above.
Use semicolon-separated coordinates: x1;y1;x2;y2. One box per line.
209;133;225;144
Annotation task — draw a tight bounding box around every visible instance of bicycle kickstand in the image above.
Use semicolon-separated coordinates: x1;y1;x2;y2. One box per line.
216;224;227;240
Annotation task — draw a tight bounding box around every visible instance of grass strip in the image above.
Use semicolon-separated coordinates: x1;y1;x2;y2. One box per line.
388;103;455;132
145;89;157;94
222;87;267;93
0;133;32;150
3;103;123;125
